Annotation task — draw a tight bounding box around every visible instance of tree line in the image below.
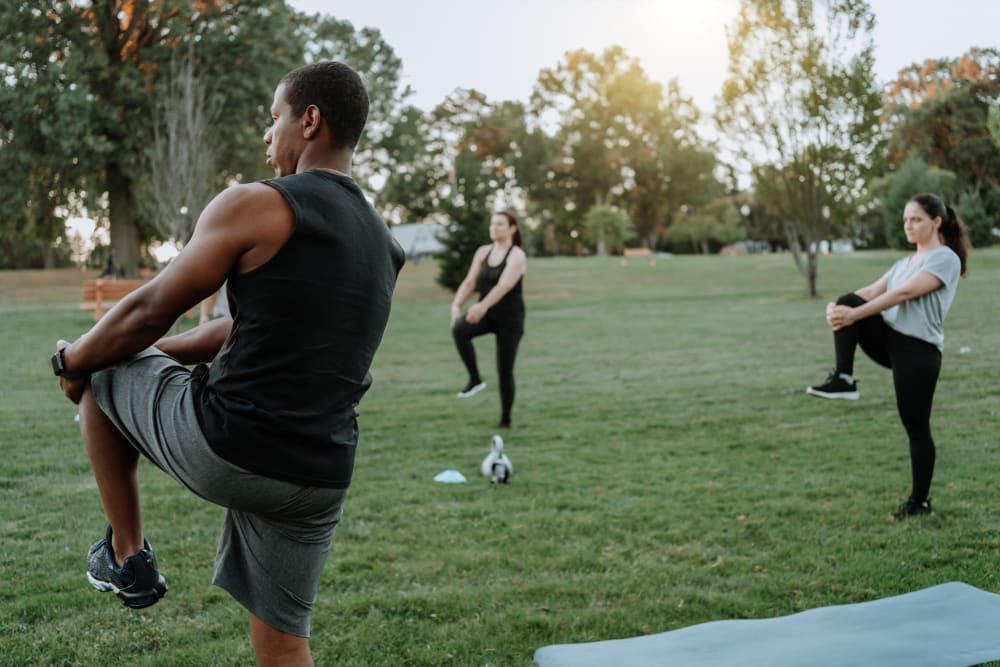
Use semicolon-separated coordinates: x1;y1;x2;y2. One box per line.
1;1;998;296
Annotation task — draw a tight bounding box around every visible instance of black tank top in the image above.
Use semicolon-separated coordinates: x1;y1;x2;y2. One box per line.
476;245;524;320
191;170;405;488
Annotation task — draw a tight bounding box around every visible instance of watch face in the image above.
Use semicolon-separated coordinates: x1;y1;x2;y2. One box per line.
51;351;63;376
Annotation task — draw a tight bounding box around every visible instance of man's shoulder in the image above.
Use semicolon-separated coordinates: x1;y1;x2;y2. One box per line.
218;181;285;206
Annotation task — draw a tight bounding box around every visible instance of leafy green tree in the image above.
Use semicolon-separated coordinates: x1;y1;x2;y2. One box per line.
627;80;723;249
955;187;995;248
436;149;497;291
0;2;305;275
429;90;524;291
0;2;107;268
528;47;720;252
376;104;446;223
582;205;632;255
884;49;1000;246
299;16;412;194
663;197;744;254
716;0;882;296
989;104;1000;147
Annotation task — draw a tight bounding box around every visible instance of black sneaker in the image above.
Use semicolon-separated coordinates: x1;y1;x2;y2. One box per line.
893;497;932;521
457;380;486;398
86;525;167;609
806;371;860;400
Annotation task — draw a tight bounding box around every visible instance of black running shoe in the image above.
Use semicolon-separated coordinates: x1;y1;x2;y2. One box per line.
86;525;167;609
457;380;486;398
806;371;860;400
893;497;932;521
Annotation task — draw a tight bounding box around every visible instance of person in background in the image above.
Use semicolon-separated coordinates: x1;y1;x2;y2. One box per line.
100;246;118;278
806;193;969;520
450;211;527;428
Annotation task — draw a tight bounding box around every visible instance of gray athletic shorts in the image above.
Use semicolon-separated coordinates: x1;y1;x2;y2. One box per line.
91;348;347;637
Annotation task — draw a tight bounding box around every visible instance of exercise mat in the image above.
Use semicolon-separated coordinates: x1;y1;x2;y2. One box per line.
534;582;1000;667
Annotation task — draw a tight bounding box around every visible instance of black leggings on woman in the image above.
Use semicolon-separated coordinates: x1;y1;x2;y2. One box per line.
833;293;942;502
453;315;523;426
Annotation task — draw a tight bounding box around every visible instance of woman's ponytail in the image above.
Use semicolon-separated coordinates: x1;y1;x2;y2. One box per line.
941;205;970;276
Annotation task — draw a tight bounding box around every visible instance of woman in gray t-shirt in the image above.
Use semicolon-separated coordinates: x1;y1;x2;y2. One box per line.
805;193;970;520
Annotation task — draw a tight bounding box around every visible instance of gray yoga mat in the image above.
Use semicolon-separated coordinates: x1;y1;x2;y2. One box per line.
534;582;1000;667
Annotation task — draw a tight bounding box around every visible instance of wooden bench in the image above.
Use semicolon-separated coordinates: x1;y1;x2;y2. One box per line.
80;279;147;320
621;247;656;266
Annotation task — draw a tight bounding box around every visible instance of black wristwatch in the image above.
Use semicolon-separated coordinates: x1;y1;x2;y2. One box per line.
51;348;87;380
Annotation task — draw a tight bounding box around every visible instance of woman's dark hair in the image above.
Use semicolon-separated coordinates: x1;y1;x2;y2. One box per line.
909;192;970;276
280;61;369;149
495;210;523;247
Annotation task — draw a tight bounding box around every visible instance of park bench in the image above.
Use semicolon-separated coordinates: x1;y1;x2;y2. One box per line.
621;247;656;266
622;248;652;258
80;278;147;320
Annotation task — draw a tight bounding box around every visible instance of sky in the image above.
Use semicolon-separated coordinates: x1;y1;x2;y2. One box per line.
288;0;1000;115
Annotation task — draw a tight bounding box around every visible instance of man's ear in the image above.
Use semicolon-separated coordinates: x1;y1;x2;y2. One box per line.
301;104;322;140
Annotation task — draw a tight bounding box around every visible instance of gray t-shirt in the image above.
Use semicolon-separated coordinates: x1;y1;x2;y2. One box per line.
881;245;961;351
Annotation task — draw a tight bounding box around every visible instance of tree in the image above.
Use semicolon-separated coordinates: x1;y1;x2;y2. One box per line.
298;16;412;195
528;47;721;253
436;148;497;291
954;187;994;248
626;80;723;249
0;2;107;268
884;49;1000;246
375;104;447;223
582;205;632;255
143;44;220;249
884;47;1000;110
0;1;304;276
716;0;882;296
431;90;525;291
663;197;744;254
989;104;1000;147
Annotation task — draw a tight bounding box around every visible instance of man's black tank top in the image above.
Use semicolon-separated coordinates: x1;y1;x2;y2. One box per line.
476;245;524;320
191;170;405;488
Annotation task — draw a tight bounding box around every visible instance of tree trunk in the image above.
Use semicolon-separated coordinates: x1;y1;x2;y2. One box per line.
596;228;607;256
807;249;819;297
783;222;821;297
107;162;142;278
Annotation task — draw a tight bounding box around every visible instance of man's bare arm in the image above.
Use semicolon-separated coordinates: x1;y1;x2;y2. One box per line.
59;183;291;374
155;317;234;365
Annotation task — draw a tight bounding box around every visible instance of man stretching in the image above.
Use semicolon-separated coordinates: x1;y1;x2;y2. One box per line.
53;61;404;666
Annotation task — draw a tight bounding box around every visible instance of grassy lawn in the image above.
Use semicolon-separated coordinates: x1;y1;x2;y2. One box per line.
1;249;998;666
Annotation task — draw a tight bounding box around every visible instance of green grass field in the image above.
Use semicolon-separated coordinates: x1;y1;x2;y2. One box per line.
2;249;998;666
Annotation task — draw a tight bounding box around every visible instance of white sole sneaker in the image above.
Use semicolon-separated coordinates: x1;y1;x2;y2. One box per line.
457;381;486;398
805;387;860;400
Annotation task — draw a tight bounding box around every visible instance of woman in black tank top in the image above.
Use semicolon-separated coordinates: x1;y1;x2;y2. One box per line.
450;211;527;428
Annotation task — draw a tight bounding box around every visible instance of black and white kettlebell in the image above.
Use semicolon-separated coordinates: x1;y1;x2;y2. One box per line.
480;434;512;484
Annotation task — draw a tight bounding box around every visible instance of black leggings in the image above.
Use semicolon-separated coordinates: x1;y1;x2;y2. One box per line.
452;315;523;424
833;293;942;502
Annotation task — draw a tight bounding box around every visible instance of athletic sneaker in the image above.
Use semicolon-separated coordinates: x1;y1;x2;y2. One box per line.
806;371;860;400
457;380;486;398
86;525;168;609
893;497;932;521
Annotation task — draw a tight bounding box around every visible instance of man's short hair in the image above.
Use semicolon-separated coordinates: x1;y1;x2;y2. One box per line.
280;61;369;150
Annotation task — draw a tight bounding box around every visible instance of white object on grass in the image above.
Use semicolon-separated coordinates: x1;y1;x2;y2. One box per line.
433;469;467;483
480;434;512;484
